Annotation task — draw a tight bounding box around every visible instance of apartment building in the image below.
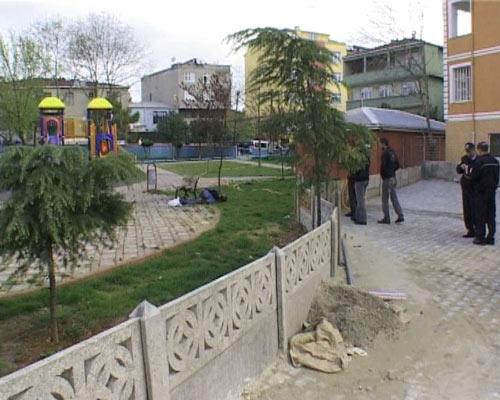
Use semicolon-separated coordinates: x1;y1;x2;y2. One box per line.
344;38;444;121
444;0;500;160
244;28;347;115
141;59;231;119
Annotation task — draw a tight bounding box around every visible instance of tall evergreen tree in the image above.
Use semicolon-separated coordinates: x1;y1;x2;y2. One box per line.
0;146;141;342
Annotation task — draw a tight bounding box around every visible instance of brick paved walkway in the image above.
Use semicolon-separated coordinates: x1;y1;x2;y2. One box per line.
0;179;219;296
244;179;500;400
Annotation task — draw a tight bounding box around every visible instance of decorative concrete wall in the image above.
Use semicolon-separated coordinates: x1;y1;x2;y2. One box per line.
0;319;148;399
0;212;338;400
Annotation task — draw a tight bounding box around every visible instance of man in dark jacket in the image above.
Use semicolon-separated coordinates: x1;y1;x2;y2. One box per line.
470;142;499;245
456;142;478;237
378;138;404;224
351;158;371;225
346;176;357;220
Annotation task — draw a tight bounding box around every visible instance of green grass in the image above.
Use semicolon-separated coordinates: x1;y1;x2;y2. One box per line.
0;179;296;375
252;155;293;166
160;160;289;177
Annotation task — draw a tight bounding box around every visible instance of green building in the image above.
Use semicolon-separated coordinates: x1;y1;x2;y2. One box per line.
344;38;444;121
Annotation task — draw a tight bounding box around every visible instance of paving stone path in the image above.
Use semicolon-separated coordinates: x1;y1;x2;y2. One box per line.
244;179;500;400
0;177;219;296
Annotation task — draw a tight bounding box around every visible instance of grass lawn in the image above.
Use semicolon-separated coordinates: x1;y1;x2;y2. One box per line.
252;155;293;166
0;179;300;377
160;160;290;177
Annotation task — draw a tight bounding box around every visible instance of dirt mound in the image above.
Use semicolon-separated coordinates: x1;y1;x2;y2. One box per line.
308;283;402;348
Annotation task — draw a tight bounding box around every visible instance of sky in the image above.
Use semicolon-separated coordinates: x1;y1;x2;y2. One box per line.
0;0;444;101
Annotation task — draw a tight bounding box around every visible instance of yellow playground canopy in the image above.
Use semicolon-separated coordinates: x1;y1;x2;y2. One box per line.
87;97;113;110
38;96;65;110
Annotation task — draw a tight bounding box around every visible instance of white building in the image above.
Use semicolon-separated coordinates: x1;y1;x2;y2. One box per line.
128;102;175;133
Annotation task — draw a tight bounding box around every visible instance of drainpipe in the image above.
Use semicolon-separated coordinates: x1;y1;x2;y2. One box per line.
471;0;477;143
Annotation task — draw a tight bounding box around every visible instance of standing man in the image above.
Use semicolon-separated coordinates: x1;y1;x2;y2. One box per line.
378;138;404;224
456;142;477;238
351;157;371;225
346;175;356;220
470;142;499;245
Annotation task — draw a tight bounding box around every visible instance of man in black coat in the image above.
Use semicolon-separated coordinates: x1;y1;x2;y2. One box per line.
456;142;478;237
470;141;499;245
378;138;404;224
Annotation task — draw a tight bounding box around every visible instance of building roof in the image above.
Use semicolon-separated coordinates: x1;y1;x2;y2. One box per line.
129;101;174;109
346;107;445;134
38;96;65;110
143;59;231;79
345;38;443;61
39;78;129;90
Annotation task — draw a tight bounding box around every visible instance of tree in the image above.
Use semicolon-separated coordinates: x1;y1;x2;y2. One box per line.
0;32;46;144
67;13;144;96
182;73;232;191
108;93;139;141
156;113;189;159
0;146;140;342
354;0;440;159
30;17;67;96
227;28;375;226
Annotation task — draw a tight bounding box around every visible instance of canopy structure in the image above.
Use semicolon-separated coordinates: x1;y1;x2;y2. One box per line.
38;96;65;110
87;97;113;111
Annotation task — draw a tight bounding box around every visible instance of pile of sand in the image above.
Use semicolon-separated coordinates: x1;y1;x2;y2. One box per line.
307;283;402;348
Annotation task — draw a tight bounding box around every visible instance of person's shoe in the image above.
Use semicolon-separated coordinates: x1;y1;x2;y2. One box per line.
395;217;405;224
345;212;353;217
354;221;367;225
485;238;495;245
378;219;390;224
473;238;486;246
462;232;475;238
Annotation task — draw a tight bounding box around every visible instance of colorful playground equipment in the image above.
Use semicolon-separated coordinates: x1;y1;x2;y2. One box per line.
87;97;119;158
38;96;65;145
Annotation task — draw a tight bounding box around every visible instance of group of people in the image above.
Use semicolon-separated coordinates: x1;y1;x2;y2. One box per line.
346;138;404;226
345;137;499;246
457;141;499;245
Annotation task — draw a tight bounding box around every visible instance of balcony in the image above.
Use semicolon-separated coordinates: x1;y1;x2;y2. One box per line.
347;94;422;111
344;67;418;88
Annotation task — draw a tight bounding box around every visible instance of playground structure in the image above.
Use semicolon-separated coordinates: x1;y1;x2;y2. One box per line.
87;97;119;158
38;97;65;145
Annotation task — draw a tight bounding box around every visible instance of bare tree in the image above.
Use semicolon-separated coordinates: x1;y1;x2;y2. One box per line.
182;73;232;191
67;13;144;96
353;0;439;160
30;17;66;96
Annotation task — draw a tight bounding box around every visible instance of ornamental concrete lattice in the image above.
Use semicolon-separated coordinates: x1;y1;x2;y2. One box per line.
0;179;219;296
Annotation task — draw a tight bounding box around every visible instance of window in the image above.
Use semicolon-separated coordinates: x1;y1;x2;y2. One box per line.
203;74;210;84
183;72;195;84
401;81;418;96
361;87;372;99
149;93;152;101
379;84;393;98
451;64;471;102
332;51;342;64
331;93;341;104
449;0;471;38
153;111;169;124
332;72;342;82
490;134;500;157
63;91;74;106
309;32;317;41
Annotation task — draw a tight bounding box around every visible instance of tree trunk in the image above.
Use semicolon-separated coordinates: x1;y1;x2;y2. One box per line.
218;143;223;192
47;243;59;343
280;145;284;180
314;151;322;227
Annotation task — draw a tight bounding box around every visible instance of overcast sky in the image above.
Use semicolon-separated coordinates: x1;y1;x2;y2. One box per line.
0;0;444;101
